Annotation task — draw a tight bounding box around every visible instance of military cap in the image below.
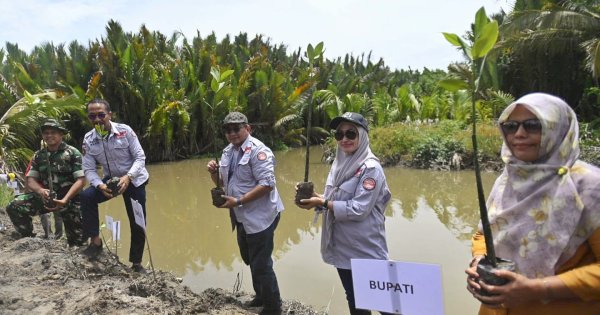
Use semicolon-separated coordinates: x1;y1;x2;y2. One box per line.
330;112;369;132
40;118;68;133
223;112;248;125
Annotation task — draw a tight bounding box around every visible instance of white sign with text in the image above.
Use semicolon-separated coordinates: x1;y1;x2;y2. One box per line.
351;259;444;315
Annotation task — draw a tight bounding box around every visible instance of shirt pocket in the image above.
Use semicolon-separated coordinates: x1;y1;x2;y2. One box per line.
237;163;255;186
86;143;104;157
111;138;131;159
338;177;359;199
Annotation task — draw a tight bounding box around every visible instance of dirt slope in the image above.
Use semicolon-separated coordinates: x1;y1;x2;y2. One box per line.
0;208;318;315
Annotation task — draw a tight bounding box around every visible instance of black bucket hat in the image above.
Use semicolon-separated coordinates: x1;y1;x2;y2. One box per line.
329;112;369;132
40;119;68;133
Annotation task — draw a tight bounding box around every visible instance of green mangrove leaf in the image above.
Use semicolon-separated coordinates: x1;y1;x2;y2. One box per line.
210;78;219;93
221;69;234;81
94;124;109;138
472;21;498;59
474;7;488;36
442;32;462;47
443;32;472;60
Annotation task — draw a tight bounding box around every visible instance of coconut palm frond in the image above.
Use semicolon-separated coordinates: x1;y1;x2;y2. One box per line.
273;114;301;130
0;91;84;176
582;38;600;79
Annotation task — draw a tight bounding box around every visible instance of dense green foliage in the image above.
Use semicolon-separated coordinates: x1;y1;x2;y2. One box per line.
1;21;460;168
368;121;503;170
496;0;600;122
2;1;600;174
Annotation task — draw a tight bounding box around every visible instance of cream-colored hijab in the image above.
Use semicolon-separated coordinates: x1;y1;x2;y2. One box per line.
486;92;600;278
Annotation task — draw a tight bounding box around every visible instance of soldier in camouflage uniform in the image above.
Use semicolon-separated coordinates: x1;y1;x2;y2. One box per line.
6;119;86;246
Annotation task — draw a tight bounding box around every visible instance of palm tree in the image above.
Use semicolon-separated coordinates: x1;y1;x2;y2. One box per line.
498;0;600;107
0;91;84;177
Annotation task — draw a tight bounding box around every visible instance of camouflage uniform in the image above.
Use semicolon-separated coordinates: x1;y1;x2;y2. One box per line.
6;142;85;246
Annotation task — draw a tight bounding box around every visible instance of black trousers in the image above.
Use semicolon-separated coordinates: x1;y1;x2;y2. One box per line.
81;180;147;264
236;213;282;311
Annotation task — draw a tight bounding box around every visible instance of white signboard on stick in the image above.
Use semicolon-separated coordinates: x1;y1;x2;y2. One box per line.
105;215;113;231
351;259;444;315
131;198;146;231
112;221;121;241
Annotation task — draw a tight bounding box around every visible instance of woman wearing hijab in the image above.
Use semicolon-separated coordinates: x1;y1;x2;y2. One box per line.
297;112;392;315
466;93;600;314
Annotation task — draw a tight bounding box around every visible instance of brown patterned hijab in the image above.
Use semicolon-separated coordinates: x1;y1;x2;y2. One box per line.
485;92;600;278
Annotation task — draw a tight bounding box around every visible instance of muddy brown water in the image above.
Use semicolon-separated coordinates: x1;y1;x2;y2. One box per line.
100;146;497;314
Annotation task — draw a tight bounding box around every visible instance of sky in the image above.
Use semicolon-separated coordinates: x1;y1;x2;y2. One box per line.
0;0;511;71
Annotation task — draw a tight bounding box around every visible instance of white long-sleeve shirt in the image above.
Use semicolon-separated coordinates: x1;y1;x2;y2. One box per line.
82;121;149;188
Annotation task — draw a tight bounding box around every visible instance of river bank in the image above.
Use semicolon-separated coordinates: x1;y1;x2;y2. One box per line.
0;207;318;315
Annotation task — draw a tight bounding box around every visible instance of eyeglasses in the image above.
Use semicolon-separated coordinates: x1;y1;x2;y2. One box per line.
88;112;107;120
334;129;358;141
223;124;244;134
500;119;542;135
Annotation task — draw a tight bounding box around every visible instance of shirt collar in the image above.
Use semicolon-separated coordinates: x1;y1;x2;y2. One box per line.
239;135;252;151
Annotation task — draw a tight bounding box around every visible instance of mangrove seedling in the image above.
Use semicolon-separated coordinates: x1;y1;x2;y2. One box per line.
205;66;233;207
441;7;515;294
95;124;121;197
295;42;324;204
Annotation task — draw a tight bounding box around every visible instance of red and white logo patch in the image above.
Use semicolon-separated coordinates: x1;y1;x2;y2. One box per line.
257;152;267;161
362;178;376;190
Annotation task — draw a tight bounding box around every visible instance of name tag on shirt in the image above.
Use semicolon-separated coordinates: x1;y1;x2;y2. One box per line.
239;146;252;165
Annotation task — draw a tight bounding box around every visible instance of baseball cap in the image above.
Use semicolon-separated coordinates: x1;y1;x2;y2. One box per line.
329;112;369;131
223;112;248;125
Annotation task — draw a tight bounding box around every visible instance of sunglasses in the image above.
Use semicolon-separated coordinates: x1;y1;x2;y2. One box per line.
223;124;244;134
500;119;542;135
334;129;358;141
88;112;107;120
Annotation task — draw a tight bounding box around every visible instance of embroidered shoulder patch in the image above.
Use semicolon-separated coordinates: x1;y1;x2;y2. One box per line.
257;151;267;161
362;178;376;190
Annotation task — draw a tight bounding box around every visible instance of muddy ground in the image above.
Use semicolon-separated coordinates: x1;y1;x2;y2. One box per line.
0;208;319;315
